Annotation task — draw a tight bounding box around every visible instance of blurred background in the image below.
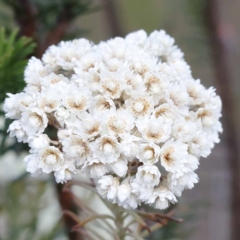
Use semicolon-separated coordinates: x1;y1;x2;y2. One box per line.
0;0;239;239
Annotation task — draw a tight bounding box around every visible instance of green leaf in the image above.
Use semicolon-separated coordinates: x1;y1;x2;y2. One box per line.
0;27;35;103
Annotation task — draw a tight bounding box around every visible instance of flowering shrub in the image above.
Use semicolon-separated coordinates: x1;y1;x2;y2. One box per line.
4;30;222;210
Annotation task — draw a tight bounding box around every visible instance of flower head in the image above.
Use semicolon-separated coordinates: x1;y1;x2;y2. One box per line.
4;29;222;210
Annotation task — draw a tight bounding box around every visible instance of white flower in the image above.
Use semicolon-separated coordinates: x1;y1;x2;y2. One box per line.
28;134;50;152
41;73;69;87
137;143;160;165
38;146;64;173
131;179;154;202
54;107;70;126
4;94;22;119
123;71;145;96
144;71;166;98
90;96;116;113
117;182;131;203
97;175;119;202
17;92;37;111
4;29;222;210
153;103;179;123
120;135;140;160
38;88;61;113
196;107;220;128
74;113;102;139
106;109;134;137
125;29;147;47
136;165;161;187
160;139;188;174
172;117;197;143
54;167;76;183
93;135;120;163
148;186;177;210
53;157;77;183
82;158;110;178
21;107;48;136
111;157;128;177
99;70;124;99
24;57;47;85
8;120;28;143
167;171;199;197
189;131;211;158
125;94;154;118
185;79;206;106
24;154;42;176
165;83;189;111
136;117;171;143
62;135;91;166
185;154;200;171
63;86;90;113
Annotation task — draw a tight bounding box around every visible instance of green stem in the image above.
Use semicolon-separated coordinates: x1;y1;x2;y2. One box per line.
114;208;125;240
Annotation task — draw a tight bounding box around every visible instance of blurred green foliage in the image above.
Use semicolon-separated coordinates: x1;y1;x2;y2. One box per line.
0;28;35;103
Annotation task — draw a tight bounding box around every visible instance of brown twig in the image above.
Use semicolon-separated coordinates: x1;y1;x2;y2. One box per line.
13;0;37;38
205;1;240;239
102;0;123;37
56;183;84;240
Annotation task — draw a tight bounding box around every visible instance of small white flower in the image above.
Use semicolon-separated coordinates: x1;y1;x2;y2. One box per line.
148;186;177;210
63;86;90;113
62;135;91;166
54;158;77;183
189;131;211;158
8;120;28;143
160;139;188;174
90;96;116;113
4;94;22;119
165;83;189;111
97;175;119;202
136;117;171;143
24;57;47;85
54;107;70;126
124;71;145;96
82;158;110;178
172;117;197;143
137;143;160;165
39;146;64;173
185;79;206;106
131;179;154;202
117;182;131;203
54;163;76;183
41;73;69;87
21;107;48;136
93;135;120;163
153;103;179;123
111;157;128;177
24;154;42;176
136;165;161;187
167;171;199;197
106;109;134;137
74;113;102;139
125;94;154;118
99;71;124;99
144;72;166;99
38;88;61;113
28;134;50;152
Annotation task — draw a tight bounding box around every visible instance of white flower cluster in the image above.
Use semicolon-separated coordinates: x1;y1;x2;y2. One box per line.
4;30;222;210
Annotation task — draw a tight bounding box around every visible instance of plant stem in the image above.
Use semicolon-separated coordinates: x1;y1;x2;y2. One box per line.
55;182;84;240
114;207;125;240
